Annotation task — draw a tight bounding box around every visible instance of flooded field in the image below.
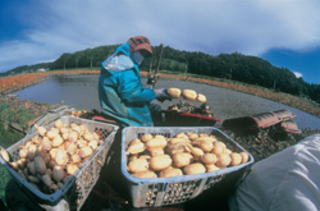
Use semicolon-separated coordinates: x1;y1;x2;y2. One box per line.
13;74;320;129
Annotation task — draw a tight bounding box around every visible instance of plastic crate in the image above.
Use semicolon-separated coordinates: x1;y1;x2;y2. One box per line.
1;116;119;210
121;127;254;208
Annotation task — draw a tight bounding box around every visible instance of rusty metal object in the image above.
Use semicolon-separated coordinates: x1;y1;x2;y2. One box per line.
280;120;301;134
222;109;300;135
252;109;295;129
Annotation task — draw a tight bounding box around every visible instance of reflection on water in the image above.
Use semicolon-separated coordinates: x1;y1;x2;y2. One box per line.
14;74;320;129
13;75;100;110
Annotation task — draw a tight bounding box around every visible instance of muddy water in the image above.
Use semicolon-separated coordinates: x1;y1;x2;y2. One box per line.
13;74;320;129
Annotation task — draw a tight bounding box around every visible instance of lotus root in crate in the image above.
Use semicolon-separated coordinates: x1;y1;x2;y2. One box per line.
121;127;254;208
1;116;119;210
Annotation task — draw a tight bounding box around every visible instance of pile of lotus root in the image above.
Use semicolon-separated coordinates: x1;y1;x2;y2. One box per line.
126;132;249;178
167;88;207;103
4;120;103;193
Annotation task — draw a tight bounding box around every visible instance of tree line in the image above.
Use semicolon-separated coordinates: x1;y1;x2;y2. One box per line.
2;44;320;104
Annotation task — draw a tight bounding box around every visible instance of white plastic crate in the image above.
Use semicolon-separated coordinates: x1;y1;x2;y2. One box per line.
121;127;254;208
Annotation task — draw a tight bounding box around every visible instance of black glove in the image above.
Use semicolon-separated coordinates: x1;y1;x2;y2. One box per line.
154;88;172;102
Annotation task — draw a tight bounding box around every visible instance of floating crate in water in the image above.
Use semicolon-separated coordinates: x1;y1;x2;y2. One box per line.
1;116;119;210
121;127;254;208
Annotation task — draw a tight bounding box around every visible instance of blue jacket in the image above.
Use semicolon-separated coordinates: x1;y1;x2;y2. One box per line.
98;43;156;126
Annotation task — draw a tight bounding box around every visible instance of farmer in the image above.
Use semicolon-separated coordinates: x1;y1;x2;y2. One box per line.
98;35;170;127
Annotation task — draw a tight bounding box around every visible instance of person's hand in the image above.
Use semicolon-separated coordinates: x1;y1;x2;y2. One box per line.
154;88;171;102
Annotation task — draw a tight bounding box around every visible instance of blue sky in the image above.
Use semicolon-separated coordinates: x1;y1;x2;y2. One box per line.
0;0;319;84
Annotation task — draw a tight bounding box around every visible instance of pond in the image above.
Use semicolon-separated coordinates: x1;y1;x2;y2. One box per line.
13;74;320;130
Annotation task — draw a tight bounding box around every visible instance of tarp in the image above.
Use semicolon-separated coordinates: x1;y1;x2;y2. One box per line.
229;134;320;211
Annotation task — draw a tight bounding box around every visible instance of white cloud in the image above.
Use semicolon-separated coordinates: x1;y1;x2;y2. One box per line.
293;72;303;78
1;0;320;72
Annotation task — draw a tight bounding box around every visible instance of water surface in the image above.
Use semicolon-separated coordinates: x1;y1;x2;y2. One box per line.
14;75;320;129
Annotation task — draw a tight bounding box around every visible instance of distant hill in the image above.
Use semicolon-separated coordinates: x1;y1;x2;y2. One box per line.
0;62;51;77
2;44;320;104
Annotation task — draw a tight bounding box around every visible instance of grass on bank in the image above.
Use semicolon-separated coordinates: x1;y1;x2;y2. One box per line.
0;103;35;147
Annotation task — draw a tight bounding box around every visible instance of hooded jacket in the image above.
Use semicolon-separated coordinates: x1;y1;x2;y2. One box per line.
98;42;156;126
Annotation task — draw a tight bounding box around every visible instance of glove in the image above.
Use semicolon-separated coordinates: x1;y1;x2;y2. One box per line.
154;88;172;102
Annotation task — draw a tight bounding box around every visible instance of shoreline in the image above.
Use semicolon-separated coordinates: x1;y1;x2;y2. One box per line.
0;69;319;118
0;70;99;95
